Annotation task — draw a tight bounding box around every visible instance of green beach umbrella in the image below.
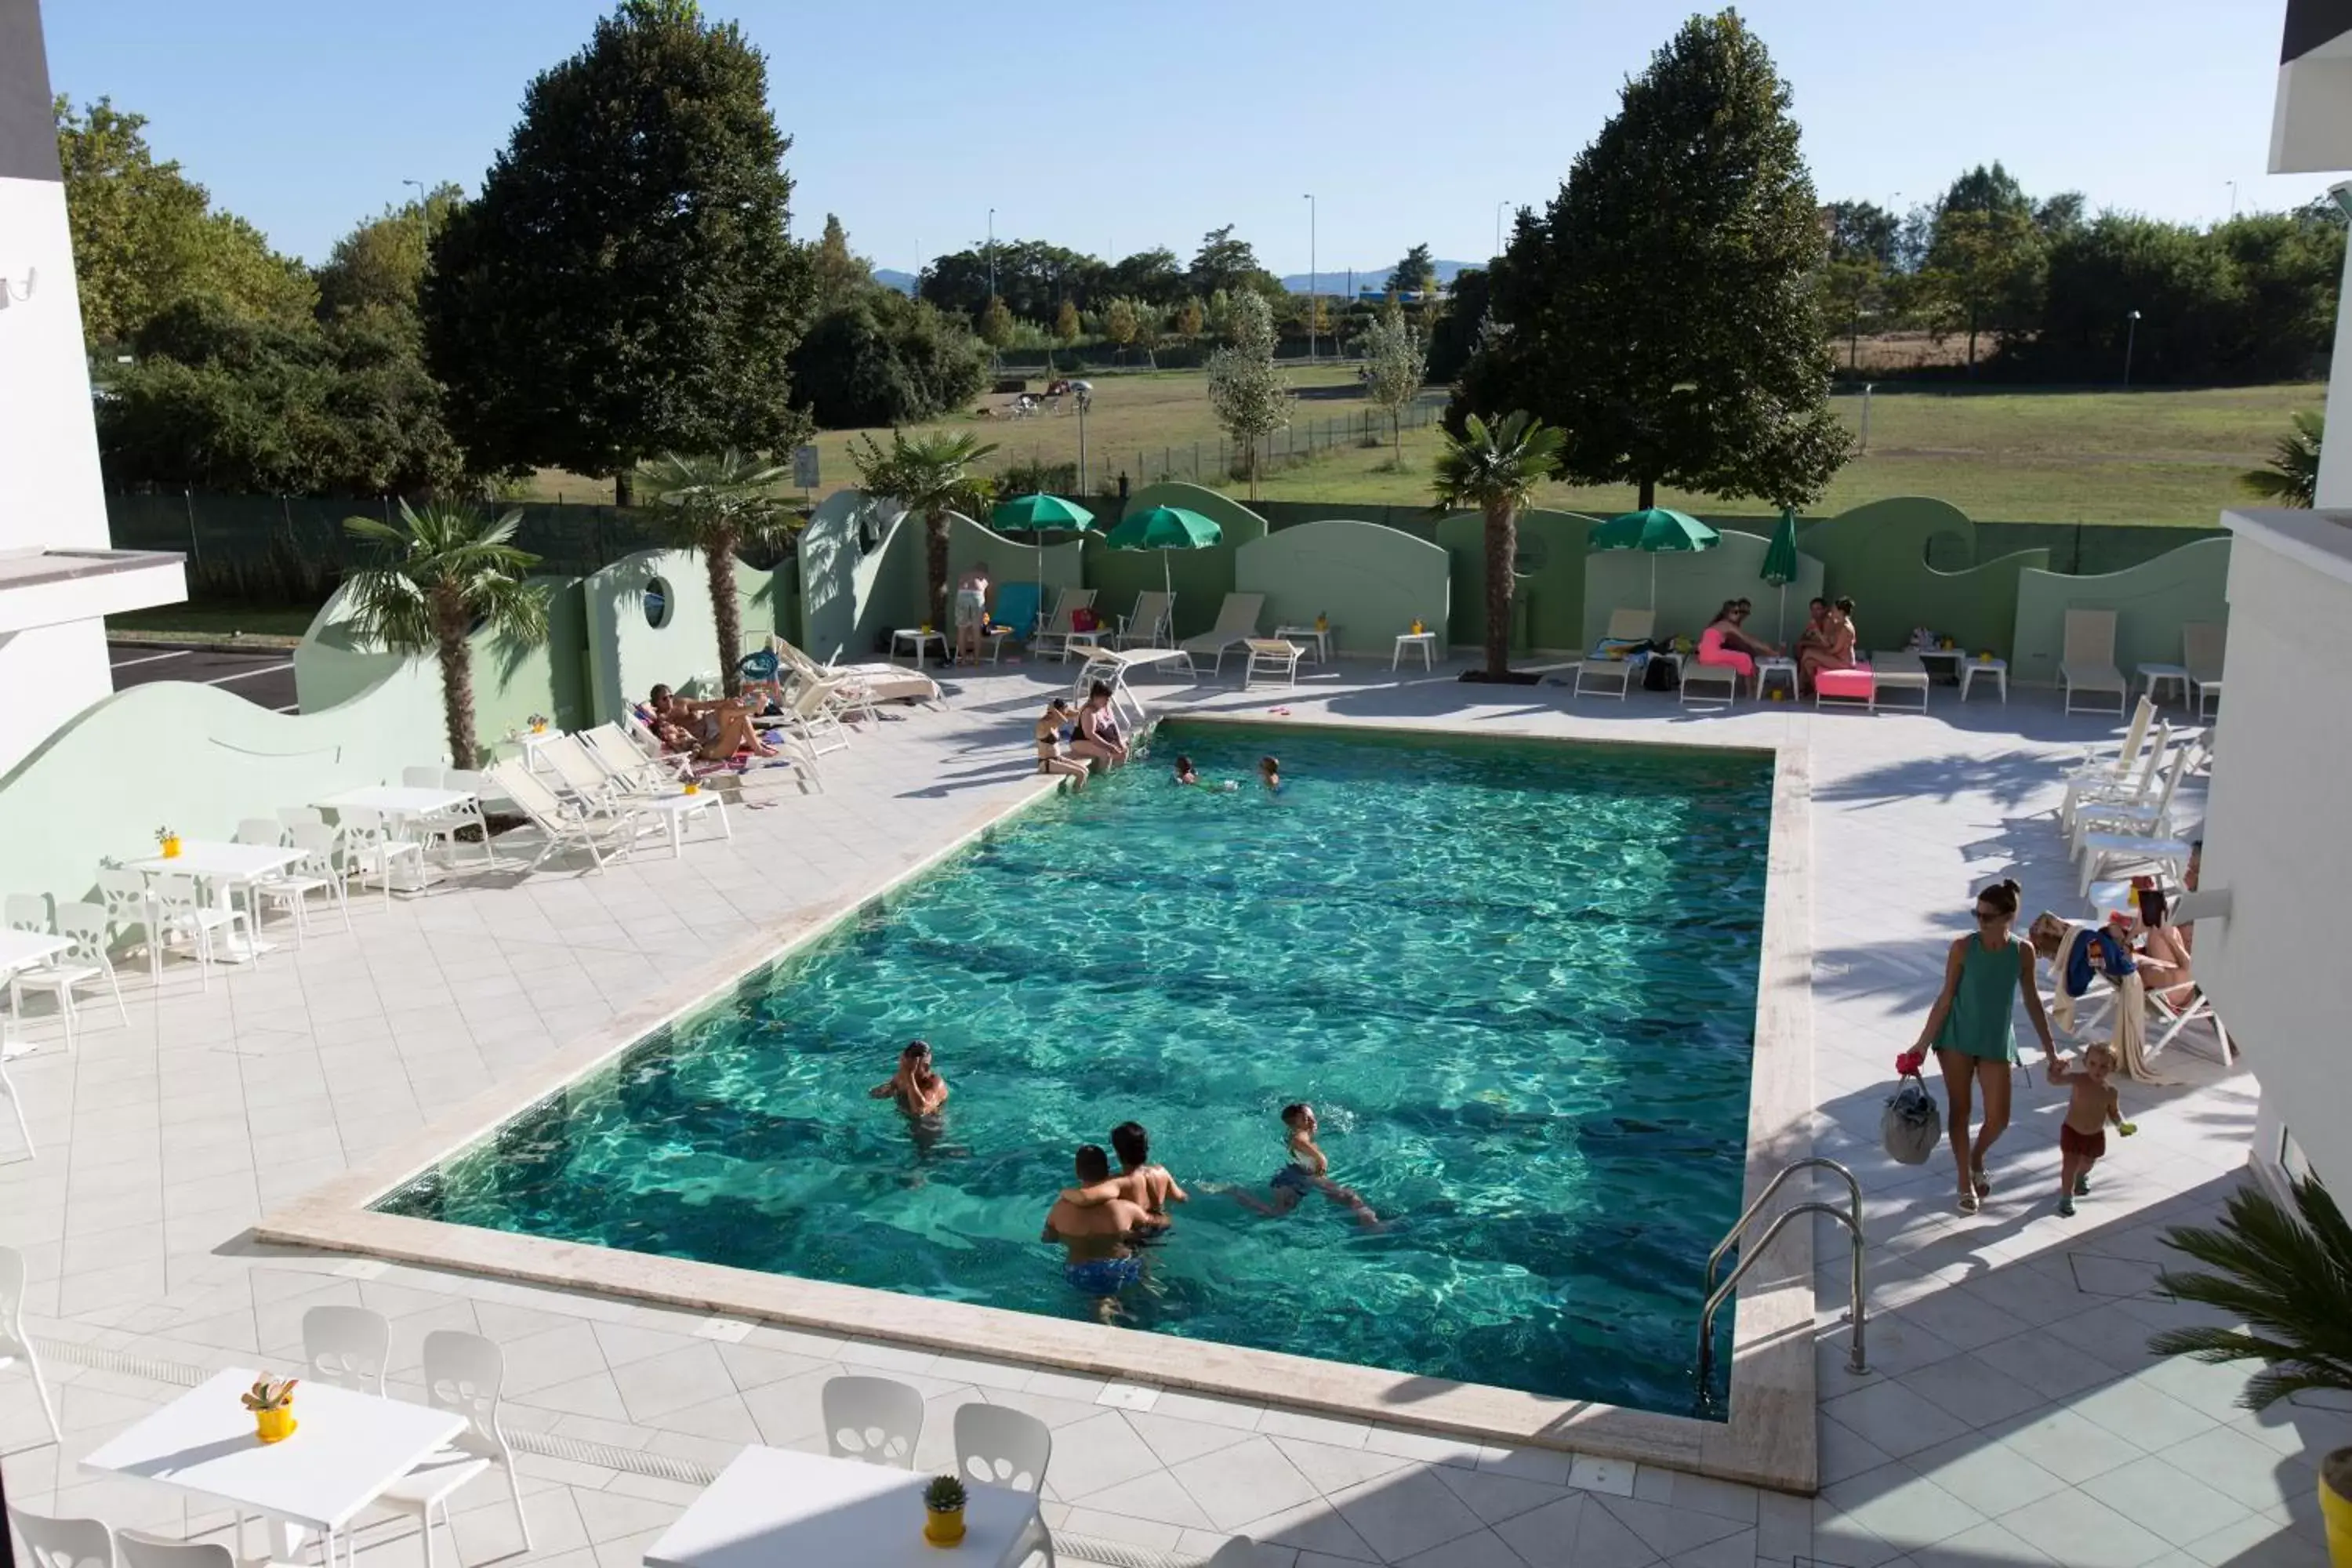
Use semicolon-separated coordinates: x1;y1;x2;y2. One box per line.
988;492;1097;602
1760;507;1801;644
1589;506;1719;609
1103;503;1223;595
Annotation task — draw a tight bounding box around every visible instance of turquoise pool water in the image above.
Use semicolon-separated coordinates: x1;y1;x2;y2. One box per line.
381;722;1773;1414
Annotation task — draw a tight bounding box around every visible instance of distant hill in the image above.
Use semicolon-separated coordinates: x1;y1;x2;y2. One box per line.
874;269;918;295
1280;259;1480;293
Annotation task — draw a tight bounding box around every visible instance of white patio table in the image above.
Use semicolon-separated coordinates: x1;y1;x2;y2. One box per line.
123;841;304;963
81;1366;465;1564
643;1445;1044;1568
317;783;488;869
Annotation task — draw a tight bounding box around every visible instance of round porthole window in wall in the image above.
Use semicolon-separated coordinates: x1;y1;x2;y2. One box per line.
644;578;672;629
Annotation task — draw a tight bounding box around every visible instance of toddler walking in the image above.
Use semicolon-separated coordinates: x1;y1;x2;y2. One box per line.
2045;1043;2123;1218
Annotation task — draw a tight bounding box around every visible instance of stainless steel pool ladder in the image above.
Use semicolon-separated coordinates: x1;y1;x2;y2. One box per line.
1696;1156;1866;1396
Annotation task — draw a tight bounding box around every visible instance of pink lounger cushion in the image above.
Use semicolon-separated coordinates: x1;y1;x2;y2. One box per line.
1816;669;1876;701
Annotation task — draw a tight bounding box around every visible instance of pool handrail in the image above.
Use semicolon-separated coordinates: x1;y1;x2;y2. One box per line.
1697;1156;1865;1399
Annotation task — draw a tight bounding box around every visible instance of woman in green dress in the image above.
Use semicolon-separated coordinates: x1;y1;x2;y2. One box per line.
1911;878;2057;1214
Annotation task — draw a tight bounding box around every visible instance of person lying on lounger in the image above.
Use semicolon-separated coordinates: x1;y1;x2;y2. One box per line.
649;684;779;761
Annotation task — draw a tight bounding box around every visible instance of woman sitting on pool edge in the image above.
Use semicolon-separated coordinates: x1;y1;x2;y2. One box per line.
1071;681;1127;770
1035;699;1089;791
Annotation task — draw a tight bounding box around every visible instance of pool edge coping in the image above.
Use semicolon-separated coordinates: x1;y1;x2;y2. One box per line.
256;714;1821;1494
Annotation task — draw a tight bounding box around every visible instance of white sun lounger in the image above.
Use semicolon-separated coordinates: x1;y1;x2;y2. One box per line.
1573;608;1657;700
2182;621;2224;720
1034;589;1101;662
485;760;641;873
1116;590;1175;649
2061;608;2128;717
1179;593;1267;675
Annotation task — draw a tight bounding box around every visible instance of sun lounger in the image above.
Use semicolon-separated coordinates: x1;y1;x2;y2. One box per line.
1179;593;1267;675
773;638;937;711
485;760;641;873
1867;652;1931;712
1034;589;1101;662
1679;660;1738;707
1573;609;1657;699
1242;637;1304;691
1116;590;1175;649
1814;667;1877;710
2182;621;2224;720
2061;608;2128;717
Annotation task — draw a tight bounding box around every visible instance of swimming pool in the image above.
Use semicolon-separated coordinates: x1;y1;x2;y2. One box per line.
379;721;1773;1414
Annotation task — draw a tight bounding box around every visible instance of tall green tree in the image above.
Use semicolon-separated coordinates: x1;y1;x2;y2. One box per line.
1432;412;1564;681
1360;306;1428;462
342;502;549;767
788;290;985;430
1385;243;1438;297
1206;292;1289;500
423;0;812;503
850;431;999;630
637;449;794;694
1103;297;1141;357
54;96;315;345
1460;11;1849;510
315;183;466;321
1189;225;1282;301
1922;207;2044;371
811;212;871;309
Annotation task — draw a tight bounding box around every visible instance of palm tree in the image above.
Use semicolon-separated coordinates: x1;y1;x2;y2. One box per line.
343;501;548;768
2240;409;2322;507
849;430;1000;632
1432;411;1565;681
2151;1174;2352;1512
636;449;795;697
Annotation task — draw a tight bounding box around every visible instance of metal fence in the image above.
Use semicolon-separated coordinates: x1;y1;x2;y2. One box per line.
994;392;1449;495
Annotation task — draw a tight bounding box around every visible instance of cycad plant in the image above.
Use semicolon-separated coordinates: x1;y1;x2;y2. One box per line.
1432;410;1565;681
850;430;1000;632
2240;409;2323;508
636;449;795;696
343;501;548;768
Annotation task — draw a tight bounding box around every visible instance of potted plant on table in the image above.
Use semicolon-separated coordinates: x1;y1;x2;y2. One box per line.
2150;1174;2352;1565
241;1374;299;1443
921;1473;967;1546
156;826;181;860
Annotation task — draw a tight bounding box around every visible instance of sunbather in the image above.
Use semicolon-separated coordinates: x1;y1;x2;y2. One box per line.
1798;597;1860;693
649;684;779;760
1034;699;1089;790
1071;681;1127;769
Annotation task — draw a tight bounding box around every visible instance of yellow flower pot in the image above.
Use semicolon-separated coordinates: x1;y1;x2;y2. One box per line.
682;781;699;796
923;1506;965;1547
254;1406;297;1444
2321;1449;2352;1567
161;836;182;860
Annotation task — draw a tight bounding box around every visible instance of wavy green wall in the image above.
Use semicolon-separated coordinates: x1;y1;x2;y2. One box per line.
1088;481;1269;640
584;550;782;717
1232;521;1449;655
1433;509;1599;655
1579;529;1827;652
1796;496;2049;658
2010;536;2231;688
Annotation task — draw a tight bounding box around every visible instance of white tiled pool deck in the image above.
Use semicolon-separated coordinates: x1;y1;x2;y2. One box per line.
0;656;2324;1568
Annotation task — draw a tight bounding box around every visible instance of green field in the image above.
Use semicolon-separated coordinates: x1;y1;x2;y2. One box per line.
517;369;2318;527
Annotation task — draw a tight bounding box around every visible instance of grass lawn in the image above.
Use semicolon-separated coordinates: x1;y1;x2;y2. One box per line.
107;603;319;640
515;371;2320;528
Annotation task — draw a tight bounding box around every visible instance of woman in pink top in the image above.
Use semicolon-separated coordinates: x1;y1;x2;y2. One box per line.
1696;601;1777;679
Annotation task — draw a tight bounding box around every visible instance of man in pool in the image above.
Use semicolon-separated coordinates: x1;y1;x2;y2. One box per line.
869;1040;949;1119
1042;1145;1152;1322
1058;1120;1188;1228
1230;1103;1378;1229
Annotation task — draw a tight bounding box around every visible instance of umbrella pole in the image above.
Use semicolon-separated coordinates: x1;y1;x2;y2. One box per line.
1162;549;1172;598
1650;554;1658;613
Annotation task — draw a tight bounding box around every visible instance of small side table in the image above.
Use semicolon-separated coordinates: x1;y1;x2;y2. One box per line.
1957;658;2013;705
1276;625;1334;663
514;729;561;771
890;629;947;667
2139;662;2190;707
1392;632;1438;671
1752;657;1798;702
1959;658;2008;703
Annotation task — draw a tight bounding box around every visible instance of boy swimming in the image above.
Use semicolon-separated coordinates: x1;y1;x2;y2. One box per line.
1230;1102;1378;1229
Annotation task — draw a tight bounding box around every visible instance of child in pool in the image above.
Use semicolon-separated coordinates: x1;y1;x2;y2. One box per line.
1230;1103;1378;1229
1258;756;1283;793
1173;754;1238;791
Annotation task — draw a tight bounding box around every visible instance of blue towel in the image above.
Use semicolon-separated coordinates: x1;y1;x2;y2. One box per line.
994;582;1043;638
2064;927;2131;997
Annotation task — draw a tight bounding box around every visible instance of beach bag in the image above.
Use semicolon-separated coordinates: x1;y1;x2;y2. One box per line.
1643;655;1679;692
1071;607;1101;633
1882;1069;1942;1165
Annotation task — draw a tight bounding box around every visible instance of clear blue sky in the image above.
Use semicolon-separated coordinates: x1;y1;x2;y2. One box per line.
41;0;2328;271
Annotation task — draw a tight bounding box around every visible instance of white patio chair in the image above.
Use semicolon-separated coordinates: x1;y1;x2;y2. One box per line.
380;1330;530;1568
9;902;128;1045
2064;721;2171;841
1178;593;1266;675
2060;697;2155;830
541;732;654;807
821;1374;924;1468
1;1043;31;1159
234;818;287;848
94;868;158;984
114;1534;274;1568
2075;832;2195;898
1574;608;1657;700
402;766;493;864
954;1404;1055;1565
776;679;852;757
2071;735;2199;855
485;760;638;873
277;805;326;834
1033;588;1102;662
6;1507;106;1568
1;1247;63;1442
151;874;248;991
1240;638;1304;691
2183;620;2225;721
1114;590;1175;650
583;723;690;789
2060;608;2128;717
301;1303;391;1395
249;832;343;949
339;806;425;909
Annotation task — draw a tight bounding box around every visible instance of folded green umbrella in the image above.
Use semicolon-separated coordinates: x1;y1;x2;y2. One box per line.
1760;507;1801;644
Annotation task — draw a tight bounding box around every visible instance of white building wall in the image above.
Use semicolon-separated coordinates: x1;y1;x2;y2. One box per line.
0;175;107;553
2202;510;2352;1194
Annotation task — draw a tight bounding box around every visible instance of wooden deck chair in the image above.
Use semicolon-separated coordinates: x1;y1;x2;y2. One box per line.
2182;621;2224;720
1034;588;1099;662
1179;593;1267;674
2060;608;2127;717
1574;608;1657;699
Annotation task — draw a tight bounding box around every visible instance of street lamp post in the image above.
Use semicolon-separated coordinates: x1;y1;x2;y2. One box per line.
2124;309;2142;388
2227;180;2240;221
986;208;996;303
1077;393;1087;493
1495;200;1506;258
1302;193;1316;363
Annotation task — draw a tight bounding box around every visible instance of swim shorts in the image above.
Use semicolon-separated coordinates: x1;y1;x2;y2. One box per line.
1065;1256;1142;1297
2060;1123;2107;1160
